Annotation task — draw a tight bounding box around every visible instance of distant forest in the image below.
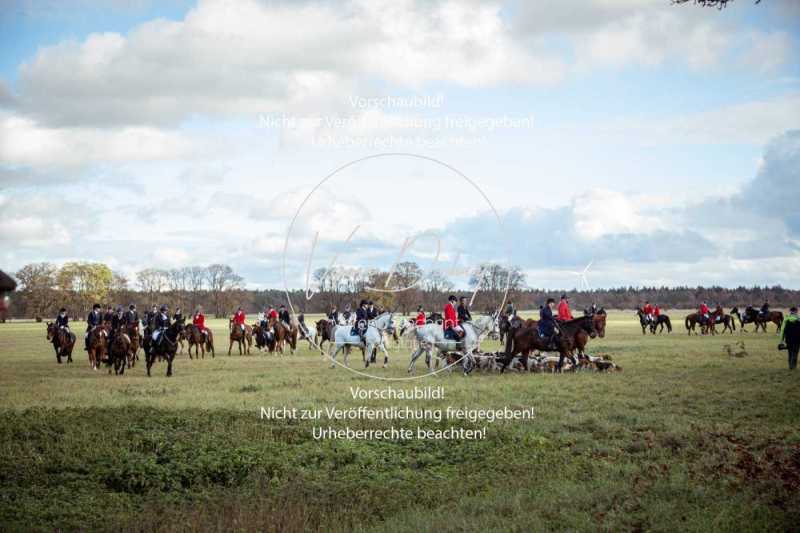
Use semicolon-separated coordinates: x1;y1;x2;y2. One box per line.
5;260;799;321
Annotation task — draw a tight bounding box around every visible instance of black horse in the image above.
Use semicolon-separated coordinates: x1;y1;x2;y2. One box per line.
145;321;181;377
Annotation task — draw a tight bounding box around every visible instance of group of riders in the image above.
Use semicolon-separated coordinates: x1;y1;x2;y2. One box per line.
52;303;213;360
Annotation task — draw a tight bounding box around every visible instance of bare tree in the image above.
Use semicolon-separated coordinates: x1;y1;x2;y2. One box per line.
206;264;244;317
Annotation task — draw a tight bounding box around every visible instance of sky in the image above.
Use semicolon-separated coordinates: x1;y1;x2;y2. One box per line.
0;0;799;291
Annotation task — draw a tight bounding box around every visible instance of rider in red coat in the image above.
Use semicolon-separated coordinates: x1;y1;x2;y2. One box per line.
193;308;208;336
232;307;246;332
557;294;573;321
654;305;661;317
415;306;426;326
443;296;461;338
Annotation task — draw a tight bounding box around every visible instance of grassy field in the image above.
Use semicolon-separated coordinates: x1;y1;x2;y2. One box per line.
0;311;797;532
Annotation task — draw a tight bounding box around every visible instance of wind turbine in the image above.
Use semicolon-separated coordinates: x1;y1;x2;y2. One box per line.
569;260;593;291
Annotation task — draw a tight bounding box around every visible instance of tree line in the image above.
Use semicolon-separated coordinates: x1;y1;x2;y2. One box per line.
7;261;799;321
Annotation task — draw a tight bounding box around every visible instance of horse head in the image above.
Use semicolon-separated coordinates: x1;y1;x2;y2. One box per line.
593;313;607;338
372;312;393;331
46;322;55;340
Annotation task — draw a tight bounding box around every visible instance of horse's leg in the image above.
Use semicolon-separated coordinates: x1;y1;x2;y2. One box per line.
166;354;173;377
329;344;340;368
228;338;233;355
380;343;389;368
146;352;153;377
408;346;423;374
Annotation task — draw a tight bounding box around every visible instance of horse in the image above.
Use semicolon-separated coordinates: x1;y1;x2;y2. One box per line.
125;322;141;368
501;315;596;372
298;321;317;350
590;309;607;338
685;313;712;335
315;319;335;353
252;323;270;352
407;315;497;375
329;312;394;369
635;308;654;335
185;323;214;358
145;321;182;377
108;331;131;375
228;319;253;355
46;323;75;364
710;309;736;334
652;314;672;334
270;317;297;354
86;325;108;371
498;313;513;345
763;311;784;333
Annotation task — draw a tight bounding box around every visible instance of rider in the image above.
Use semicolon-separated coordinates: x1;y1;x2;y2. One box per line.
457;296;472;323
85;303;103;351
173;306;184;324
367;300;378;320
760;301;770;318
193;307;208;339
538;298;558;349
124;304;139;327
699;301;710;325
278;304;291;328
153;304;171;345
588;302;598;316
654;305;661;319
108;305;124;355
232;307;246;333
260;307;271;328
443;295;462;340
505;300;516;317
342;304;352;323
144;305;158;330
355;299;369;343
328;306;339;324
416;305;426;326
557;294;573;321
643;301;654;323
55;308;70;332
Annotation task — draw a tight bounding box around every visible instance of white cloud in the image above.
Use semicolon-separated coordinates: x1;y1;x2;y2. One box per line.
0;113;198;168
741;30;794;74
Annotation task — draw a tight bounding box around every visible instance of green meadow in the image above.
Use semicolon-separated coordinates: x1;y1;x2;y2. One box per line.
0;311;797;532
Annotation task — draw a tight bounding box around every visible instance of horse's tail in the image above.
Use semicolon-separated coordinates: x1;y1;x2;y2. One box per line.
684;315;690;330
731;316;736;331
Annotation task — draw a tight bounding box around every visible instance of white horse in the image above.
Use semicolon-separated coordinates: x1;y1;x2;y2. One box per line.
407;314;497;375
329;312;394;369
299;321;317;350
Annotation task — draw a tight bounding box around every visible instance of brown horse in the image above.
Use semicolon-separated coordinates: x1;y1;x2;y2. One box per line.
711;308;736;334
46;323;75;364
315;319;335;353
185;323;214;358
762;311;784;333
269;317;297;354
108;331;131;375
125;322;141;368
685;313;713;335
228;319;252;355
502;315;596;372
86;325;108;370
